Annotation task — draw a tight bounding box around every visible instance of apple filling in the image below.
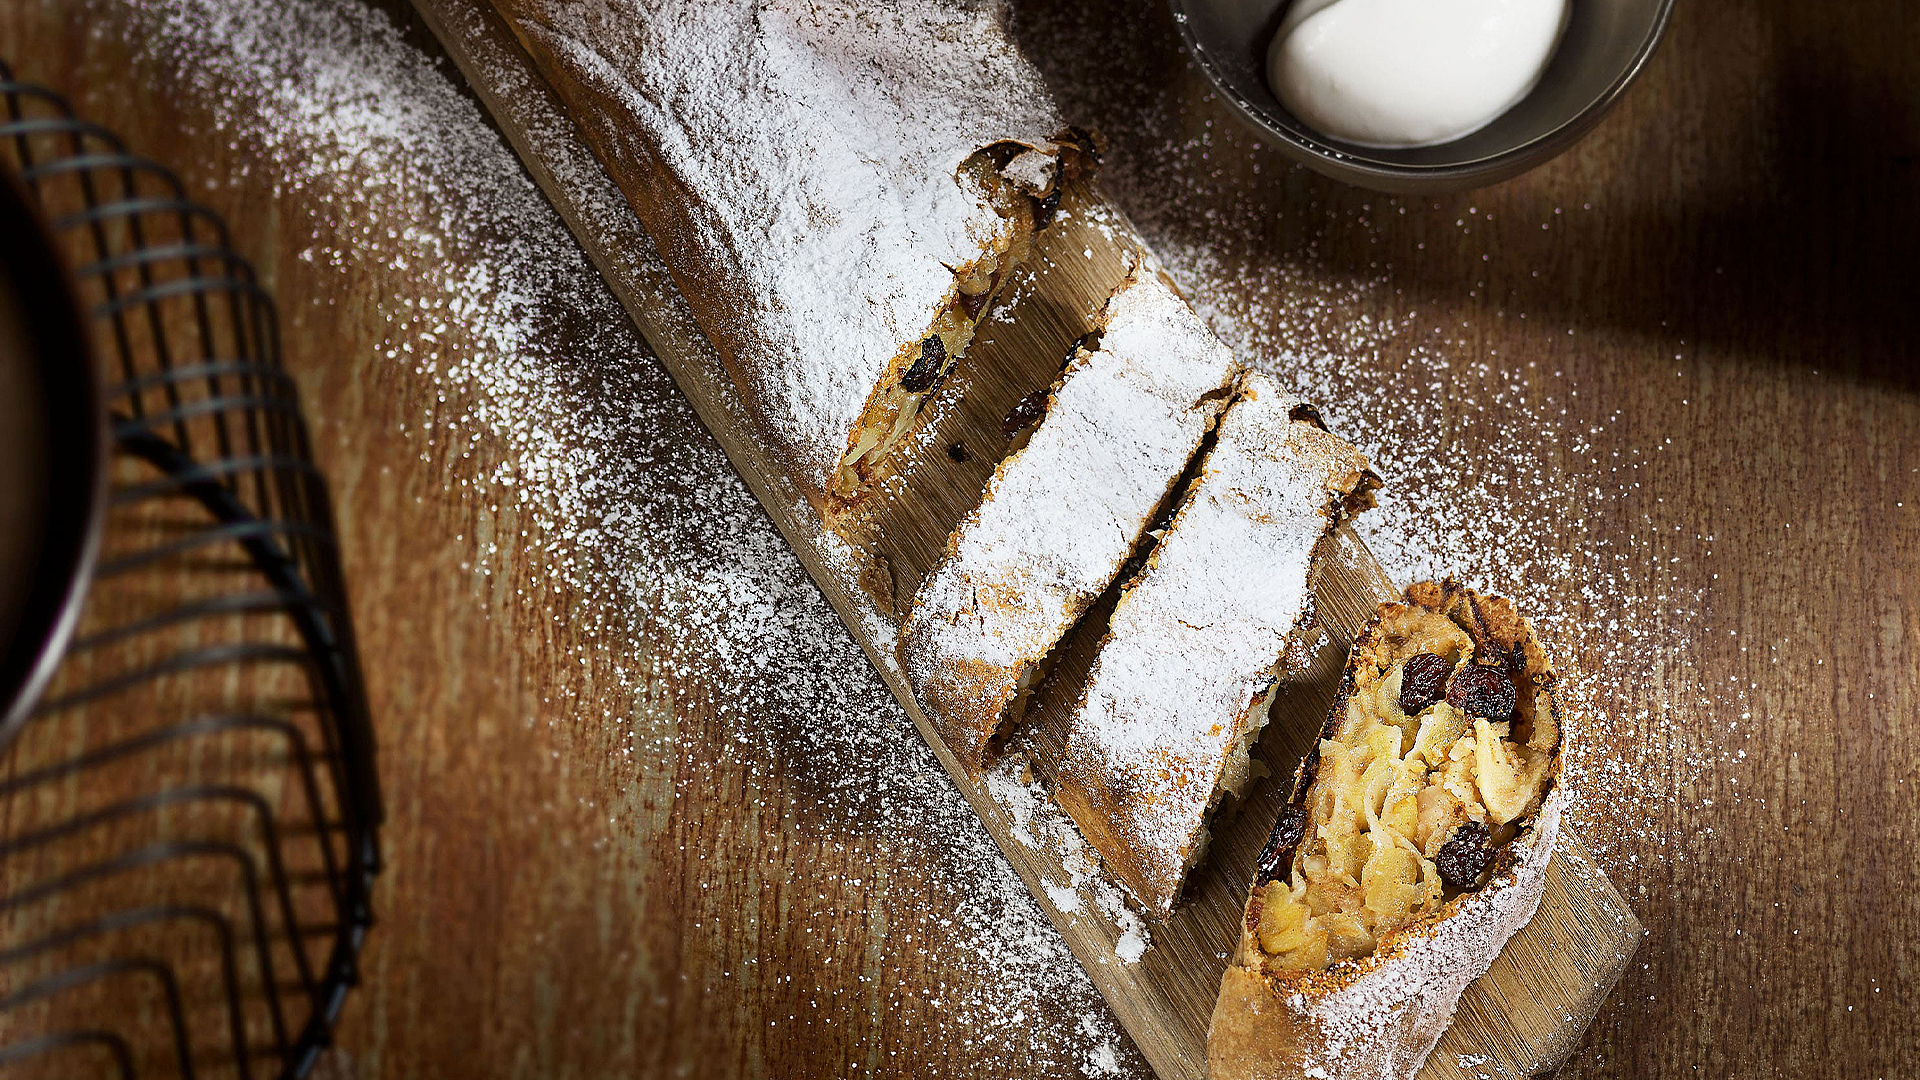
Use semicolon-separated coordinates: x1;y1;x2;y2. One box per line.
1251;605;1556;972
830;154;1046;502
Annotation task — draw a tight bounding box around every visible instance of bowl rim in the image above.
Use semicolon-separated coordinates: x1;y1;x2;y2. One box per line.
1167;0;1677;188
0;164;108;747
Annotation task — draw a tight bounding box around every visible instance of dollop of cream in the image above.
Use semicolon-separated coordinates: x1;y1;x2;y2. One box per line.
1267;0;1569;149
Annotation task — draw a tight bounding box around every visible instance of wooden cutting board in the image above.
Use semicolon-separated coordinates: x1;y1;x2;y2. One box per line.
406;2;1644;1075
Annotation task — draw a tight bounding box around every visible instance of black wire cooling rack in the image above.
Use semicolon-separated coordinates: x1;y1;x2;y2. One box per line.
0;60;381;1080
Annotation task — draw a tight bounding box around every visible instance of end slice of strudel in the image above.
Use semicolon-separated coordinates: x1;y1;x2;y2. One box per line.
1207;581;1564;1080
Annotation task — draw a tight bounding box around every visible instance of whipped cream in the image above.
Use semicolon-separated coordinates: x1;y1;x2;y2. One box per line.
1267;0;1568;149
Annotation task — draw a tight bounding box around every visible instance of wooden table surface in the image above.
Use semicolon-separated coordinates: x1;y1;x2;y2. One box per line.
5;0;1915;1077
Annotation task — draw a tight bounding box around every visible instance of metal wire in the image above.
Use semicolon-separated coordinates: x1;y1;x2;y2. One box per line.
0;61;381;1080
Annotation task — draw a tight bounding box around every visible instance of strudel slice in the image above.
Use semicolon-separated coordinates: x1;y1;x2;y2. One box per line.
899;267;1241;770
1053;375;1379;918
1207;581;1564;1080
493;0;1093;520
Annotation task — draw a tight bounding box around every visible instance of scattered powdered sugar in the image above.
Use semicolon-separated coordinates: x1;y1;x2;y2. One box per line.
1009;1;1749;894
1046;881;1083;913
101;0;1145;1074
1079;1011;1129;1076
1055;373;1375;916
499;0;1071;502
984;759;1152;966
1455;1051;1503;1079
901;268;1238;758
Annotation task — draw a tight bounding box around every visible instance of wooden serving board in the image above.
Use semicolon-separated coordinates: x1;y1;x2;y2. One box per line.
406;2;1644;1075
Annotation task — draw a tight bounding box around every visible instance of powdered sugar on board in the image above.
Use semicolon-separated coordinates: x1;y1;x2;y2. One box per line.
901;268;1238;753
497;0;1070;501
104;0;1147;1075
1055;373;1375;915
984;758;1153;967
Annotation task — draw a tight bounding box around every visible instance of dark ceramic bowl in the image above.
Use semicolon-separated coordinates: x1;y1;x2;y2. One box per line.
1169;0;1675;192
0;166;105;744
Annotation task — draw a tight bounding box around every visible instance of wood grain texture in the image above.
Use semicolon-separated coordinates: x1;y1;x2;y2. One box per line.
5;0;1914;1077
400;3;1640;1078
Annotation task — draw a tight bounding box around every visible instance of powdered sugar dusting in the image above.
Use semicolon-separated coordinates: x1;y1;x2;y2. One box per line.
102;0;1146;1073
984;758;1154;965
901;268;1238;755
500;0;1070;502
1056;373;1375;914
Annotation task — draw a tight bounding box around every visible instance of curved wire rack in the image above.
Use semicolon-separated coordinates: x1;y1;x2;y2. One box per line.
0;61;382;1079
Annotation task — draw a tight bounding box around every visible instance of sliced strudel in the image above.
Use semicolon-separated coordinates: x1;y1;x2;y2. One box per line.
1207;581;1564;1080
1053;375;1379;917
493;0;1093;519
899;266;1241;770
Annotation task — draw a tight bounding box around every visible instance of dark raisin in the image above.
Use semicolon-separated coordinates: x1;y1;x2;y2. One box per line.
1297;745;1322;790
1255;805;1308;885
959;288;990;320
925;355;957;396
1446;663;1517;722
1067;124;1101;165
1436;821;1496;890
1288;402;1325;428
1031;187;1062;230
1141;498;1180;542
1062;332;1092;371
900;335;946;393
1002;389;1048;438
1398;652;1452;715
946;442;969;463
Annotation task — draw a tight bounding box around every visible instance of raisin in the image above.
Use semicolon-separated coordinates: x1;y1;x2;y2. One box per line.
901;335;946;393
946;442;969;463
925;355;957;396
959;288;989;320
1031;187;1062;230
1436;821;1496;890
1446;663;1517;722
1002;389;1048;438
1067;124;1101;165
1255;805;1308;885
1061;332;1092;371
1398;652;1452;715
